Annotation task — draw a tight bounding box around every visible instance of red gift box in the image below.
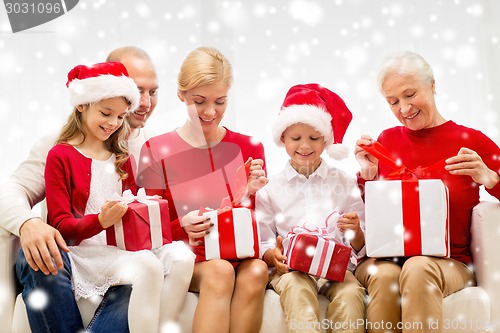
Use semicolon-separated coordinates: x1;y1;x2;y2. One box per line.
202;207;260;261
283;226;351;282
106;189;172;251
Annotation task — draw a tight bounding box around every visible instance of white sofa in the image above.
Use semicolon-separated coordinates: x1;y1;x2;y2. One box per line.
1;202;498;333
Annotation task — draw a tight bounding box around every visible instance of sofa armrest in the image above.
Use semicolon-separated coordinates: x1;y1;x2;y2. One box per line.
470;201;500;332
0;227;20;332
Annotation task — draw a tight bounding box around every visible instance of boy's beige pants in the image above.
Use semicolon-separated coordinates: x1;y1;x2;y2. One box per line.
270;270;366;333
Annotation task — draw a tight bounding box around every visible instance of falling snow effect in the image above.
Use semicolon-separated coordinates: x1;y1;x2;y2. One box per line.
26;289;49;310
1;0;499;331
1;0;497;182
161;321;181;333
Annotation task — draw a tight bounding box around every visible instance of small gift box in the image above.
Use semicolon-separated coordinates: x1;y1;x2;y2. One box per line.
365;179;449;257
202;207;260;261
106;188;172;251
360;142;450;258
283;217;351;282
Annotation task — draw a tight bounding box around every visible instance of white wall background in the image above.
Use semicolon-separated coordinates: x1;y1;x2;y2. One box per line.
1;0;499;186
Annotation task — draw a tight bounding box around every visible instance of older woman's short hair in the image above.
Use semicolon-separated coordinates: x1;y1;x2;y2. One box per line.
377;51;434;90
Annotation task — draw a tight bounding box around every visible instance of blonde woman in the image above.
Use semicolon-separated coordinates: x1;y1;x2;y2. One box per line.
138;47;269;333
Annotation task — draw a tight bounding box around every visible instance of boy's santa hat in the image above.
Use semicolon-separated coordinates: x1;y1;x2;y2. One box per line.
272;83;353;160
66;61;140;112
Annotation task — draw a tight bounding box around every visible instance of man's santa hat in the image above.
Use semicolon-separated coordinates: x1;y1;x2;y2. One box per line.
66;61;140;112
272;83;353;160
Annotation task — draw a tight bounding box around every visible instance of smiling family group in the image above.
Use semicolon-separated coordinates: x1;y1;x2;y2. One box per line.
0;45;499;333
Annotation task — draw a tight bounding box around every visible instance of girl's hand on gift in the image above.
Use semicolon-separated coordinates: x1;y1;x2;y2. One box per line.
354;135;378;180
337;212;365;252
445;147;500;189
181;210;213;246
246;158;269;195
98;201;128;228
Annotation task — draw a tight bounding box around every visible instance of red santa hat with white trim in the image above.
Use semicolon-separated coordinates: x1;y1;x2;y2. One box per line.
272;83;353;160
66;61;140;112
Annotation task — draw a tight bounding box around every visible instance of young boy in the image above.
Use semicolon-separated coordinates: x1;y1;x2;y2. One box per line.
256;83;366;333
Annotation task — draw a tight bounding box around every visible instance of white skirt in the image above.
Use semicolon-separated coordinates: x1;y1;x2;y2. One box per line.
69;232;195;300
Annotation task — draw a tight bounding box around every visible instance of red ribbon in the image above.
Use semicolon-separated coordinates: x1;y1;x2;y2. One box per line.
197;159;253;247
316;240;330;276
360;142;446;256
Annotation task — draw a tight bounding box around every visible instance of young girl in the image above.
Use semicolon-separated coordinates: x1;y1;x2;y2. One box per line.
256;84;366;333
137;47;269;333
44;62;164;333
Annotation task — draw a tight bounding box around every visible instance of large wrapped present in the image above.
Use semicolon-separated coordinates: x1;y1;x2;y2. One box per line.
360;142;450;258
283;220;351;282
202;207;260;261
106;189;172;251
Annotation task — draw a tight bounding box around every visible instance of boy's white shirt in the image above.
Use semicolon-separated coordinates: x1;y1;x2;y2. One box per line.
0;128;155;236
255;159;366;272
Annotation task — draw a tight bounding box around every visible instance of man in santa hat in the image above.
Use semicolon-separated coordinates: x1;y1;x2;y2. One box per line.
256;83;366;333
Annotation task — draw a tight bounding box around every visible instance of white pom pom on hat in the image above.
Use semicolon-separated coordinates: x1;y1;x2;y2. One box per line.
272;83;353;160
66;61;140;112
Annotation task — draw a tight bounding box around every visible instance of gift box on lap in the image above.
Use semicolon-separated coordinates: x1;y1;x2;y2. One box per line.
106;189;172;251
365;179;449;258
202;207;260;261
360;142;450;258
284;233;351;282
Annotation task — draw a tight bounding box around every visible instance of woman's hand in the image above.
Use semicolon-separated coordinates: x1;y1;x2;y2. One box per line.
246;158;269;195
354;135;378;180
181;210;213;246
98;201;128;228
445;147;500;189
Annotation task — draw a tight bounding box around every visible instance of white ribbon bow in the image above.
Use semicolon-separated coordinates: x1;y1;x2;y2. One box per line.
110;188;164;250
111;188;160;204
285;209;341;240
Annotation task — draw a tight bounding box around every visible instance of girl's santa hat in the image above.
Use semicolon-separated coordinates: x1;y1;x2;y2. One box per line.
66;61;140;112
272;83;353;160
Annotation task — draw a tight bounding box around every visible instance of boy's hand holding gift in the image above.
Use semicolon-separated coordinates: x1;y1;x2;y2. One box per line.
263;236;290;275
277;212;352;282
336;212;364;252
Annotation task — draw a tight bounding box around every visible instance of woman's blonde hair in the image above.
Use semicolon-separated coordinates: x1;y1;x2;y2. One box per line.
177;46;233;93
56;99;131;179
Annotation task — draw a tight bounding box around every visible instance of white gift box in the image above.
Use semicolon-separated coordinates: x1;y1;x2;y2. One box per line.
203;207;260;261
365;179;449;258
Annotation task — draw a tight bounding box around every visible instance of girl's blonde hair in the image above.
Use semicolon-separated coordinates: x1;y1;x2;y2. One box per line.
56;98;131;179
177;46;233;93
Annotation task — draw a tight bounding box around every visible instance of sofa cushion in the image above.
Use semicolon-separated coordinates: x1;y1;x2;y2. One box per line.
12;286;490;333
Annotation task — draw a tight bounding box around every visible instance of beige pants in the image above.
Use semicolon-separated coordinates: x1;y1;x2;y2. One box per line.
354;256;476;333
270;270;366;333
